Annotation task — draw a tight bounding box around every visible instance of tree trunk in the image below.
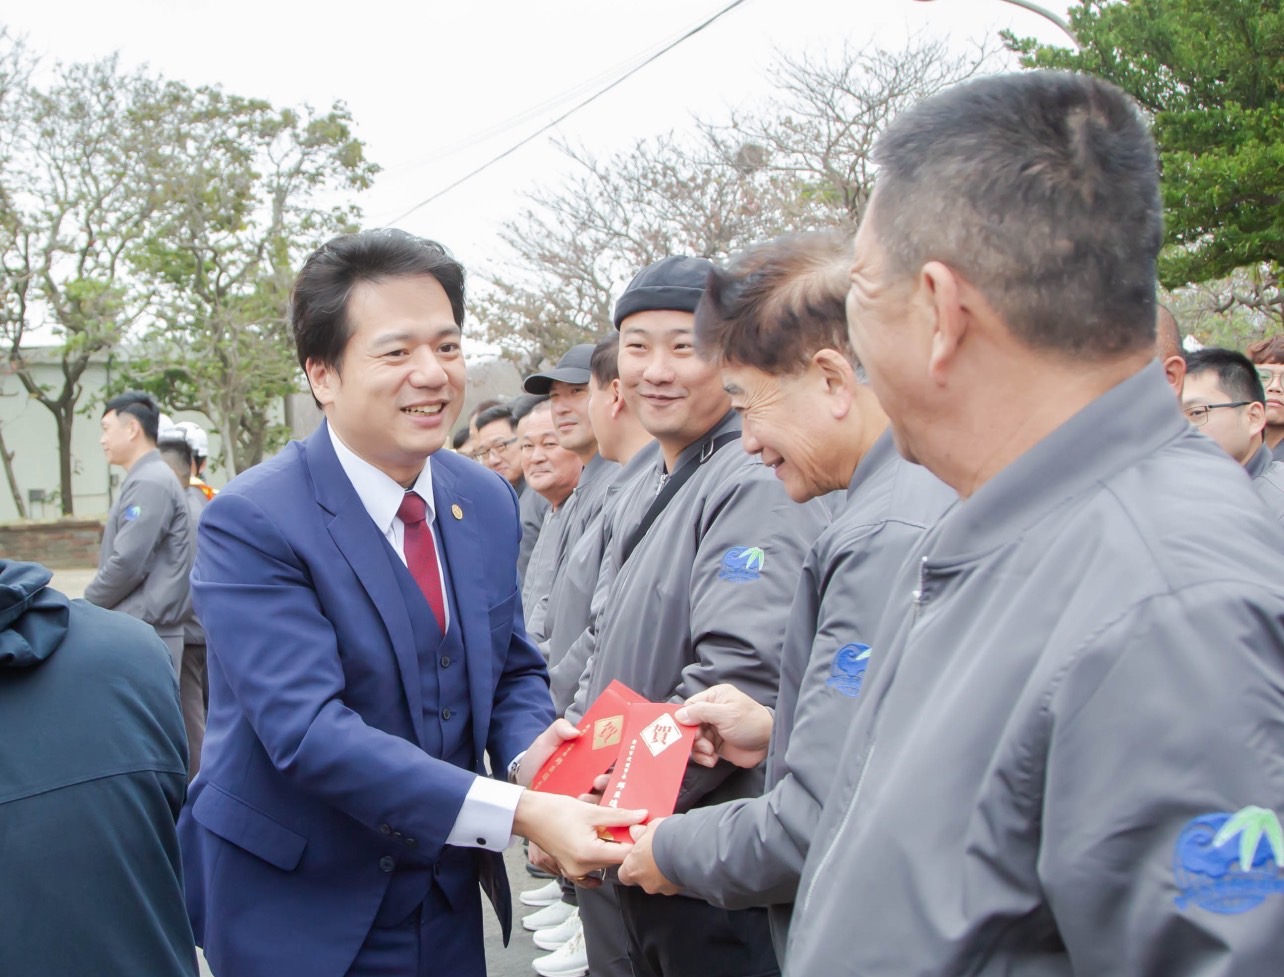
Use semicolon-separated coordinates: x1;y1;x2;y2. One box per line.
56;406;75;516
0;423;27;520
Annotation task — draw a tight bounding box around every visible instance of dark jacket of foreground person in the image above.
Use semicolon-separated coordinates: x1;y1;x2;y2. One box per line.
0;559;196;977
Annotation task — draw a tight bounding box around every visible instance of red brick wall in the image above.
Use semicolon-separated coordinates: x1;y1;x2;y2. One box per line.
0;519;104;569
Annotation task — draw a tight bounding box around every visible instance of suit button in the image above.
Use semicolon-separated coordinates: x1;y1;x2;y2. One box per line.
380;824;392;835
441;707;452;720
476;837;487;846
440;655;452;668
379;856;395;873
406;838;417;849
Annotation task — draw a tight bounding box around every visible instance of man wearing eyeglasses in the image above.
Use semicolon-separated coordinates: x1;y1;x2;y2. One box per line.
1183;347;1284;524
1246;336;1284;461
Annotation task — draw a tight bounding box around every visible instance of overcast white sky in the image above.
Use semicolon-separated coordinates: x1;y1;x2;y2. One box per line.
5;0;1071;278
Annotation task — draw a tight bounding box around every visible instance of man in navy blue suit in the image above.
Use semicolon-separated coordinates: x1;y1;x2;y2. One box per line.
178;229;643;977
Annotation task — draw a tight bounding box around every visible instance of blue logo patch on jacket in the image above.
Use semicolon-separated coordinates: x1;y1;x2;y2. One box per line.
826;643;871;697
718;546;765;583
122;504;142;522
1174;806;1284;914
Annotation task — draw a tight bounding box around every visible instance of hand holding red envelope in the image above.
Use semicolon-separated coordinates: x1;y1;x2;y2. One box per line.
530;684;696;844
596;702;696;843
528;680;645;797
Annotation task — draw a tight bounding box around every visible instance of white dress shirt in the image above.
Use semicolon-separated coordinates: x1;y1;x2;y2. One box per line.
329;426;522;851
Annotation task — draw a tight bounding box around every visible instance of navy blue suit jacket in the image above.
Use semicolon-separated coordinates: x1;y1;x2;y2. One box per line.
178;424;554;977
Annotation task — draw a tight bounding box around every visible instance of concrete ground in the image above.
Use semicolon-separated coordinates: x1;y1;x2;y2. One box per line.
49;567;562;977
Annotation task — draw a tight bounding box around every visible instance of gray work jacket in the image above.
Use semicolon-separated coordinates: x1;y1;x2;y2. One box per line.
85;451;195;634
521;504;564;645
651;431;955;951
182;490;209;645
1246;442;1284;525
585;411;829;810
535;453;620;654
785;363;1284;977
553;444;660;718
546;448;652;714
516;480;549;586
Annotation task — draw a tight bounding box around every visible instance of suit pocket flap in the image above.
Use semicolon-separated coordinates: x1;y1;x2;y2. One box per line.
488;592;517;632
192;785;307;872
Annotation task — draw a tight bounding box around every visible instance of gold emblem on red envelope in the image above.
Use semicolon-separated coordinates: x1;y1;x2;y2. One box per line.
593;715;624;750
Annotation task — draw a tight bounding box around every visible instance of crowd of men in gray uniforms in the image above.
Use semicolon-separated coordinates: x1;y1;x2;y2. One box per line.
513;68;1284;977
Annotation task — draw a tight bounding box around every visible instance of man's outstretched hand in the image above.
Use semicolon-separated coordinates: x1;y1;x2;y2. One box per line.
677;684;773;769
514;718;583;786
513;789;646;880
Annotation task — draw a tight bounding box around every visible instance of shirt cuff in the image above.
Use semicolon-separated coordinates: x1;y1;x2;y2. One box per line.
445;776;524;851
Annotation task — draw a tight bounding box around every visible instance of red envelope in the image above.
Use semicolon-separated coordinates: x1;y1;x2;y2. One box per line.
528;680;645;797
597;702;696;843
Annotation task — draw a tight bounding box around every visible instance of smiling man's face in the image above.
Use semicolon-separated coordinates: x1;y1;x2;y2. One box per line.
617;309;729;459
305;274;465;486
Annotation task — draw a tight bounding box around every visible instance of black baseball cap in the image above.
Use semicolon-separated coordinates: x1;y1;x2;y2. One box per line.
523;343;595;395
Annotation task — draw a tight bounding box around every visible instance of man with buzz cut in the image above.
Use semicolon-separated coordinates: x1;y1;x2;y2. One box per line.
781;70;1284;977
86;390;195;672
574;255;830;977
1182;347;1284;524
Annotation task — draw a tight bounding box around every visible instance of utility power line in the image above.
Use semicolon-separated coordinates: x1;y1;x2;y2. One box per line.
387;0;753;225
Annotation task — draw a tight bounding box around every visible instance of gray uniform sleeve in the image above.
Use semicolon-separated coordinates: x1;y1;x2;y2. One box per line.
84;478;172;610
674;475;825;809
653;520;918;909
1039;582;1284;975
559;539;617;723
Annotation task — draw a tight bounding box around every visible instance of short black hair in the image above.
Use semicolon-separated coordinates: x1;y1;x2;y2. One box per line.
103;391;161;443
158;437;192;481
590;334;620;387
1184;348;1266;406
475;403;517;433
450;427;472;451
469;397;504;421
290;228;466;379
870;70;1161;359
509;393;547;425
694;231;854;373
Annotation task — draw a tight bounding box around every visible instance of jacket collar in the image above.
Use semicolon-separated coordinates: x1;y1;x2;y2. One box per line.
1246;442;1275;480
847;428;898;500
930;361;1188;557
656;410;742;477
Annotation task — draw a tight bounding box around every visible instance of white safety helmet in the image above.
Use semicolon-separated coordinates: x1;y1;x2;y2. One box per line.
173;420;210;459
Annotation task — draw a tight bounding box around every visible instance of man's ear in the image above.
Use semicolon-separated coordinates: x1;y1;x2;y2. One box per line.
921;261;967;385
1162;355;1186;397
1246;400;1267;438
811;348;855;420
306;358;338;408
609;378;626;418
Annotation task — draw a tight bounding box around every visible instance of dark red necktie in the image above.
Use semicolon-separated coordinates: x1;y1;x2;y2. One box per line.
397;491;446;632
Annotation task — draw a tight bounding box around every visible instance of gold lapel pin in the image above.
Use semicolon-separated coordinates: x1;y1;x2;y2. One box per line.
451;504;463;520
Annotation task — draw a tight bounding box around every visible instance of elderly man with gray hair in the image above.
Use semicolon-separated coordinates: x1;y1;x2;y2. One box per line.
780;71;1284;976
616;231;955;956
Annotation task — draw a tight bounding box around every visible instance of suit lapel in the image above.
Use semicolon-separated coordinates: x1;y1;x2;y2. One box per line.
431;457;494;763
306;423;425;748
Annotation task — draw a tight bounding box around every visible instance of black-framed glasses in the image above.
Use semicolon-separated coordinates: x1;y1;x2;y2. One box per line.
1255;367;1284;388
1184;401;1251;427
470;436;517;461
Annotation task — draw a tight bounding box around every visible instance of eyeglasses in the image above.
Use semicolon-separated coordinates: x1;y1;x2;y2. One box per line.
1184;401;1251;427
470;437;517;461
1255;367;1284;388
